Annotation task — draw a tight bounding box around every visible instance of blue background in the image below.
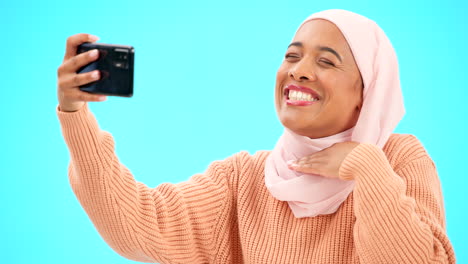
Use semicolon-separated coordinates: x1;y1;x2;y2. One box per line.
1;0;466;263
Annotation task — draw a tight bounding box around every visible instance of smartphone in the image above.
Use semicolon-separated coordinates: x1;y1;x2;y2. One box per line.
76;42;134;97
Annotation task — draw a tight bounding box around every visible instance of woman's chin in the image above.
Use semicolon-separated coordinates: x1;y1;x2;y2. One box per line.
280;118;316;137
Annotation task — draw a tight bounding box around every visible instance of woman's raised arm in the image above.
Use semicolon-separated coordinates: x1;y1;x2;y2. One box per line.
57;103;236;262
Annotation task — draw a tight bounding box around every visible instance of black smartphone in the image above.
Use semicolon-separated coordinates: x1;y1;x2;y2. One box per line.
76;42;134;97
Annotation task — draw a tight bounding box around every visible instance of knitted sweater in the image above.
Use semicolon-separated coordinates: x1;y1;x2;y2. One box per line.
57;103;456;264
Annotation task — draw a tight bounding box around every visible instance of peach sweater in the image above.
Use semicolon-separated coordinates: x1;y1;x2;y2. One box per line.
57;104;456;264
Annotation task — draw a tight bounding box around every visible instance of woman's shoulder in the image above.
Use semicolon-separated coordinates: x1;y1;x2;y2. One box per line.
229;150;271;168
383;133;432;170
228;134;432;172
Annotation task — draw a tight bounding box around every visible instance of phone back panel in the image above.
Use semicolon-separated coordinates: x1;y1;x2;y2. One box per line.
77;43;134;97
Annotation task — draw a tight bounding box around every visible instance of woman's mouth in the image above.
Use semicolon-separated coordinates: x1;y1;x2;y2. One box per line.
284;84;320;106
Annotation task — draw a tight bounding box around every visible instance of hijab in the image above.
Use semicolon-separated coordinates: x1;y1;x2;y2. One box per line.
265;9;405;218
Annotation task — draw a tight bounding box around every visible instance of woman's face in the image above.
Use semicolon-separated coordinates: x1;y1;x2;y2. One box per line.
275;19;363;138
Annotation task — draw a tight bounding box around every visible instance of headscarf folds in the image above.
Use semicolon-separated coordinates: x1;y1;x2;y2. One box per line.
265;9;405;218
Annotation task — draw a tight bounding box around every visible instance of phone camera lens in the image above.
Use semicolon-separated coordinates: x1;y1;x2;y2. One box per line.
114;51;128;60
113;61;128;69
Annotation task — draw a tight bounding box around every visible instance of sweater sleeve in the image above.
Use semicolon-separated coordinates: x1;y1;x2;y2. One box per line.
57;103;234;263
339;136;456;263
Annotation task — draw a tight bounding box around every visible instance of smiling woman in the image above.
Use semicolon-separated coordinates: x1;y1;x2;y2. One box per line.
276;19;364;139
57;9;455;264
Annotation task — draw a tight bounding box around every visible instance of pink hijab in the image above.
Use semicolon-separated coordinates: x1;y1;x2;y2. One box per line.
265;9;405;218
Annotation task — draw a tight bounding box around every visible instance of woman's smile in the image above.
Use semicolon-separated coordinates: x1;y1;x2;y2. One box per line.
284;84;321;106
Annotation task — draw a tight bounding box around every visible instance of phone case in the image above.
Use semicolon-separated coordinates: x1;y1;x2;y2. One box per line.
77;42;134;97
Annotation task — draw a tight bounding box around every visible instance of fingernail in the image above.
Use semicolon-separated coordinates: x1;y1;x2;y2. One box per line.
98;96;107;101
91;71;99;79
89;34;99;42
89;49;98;57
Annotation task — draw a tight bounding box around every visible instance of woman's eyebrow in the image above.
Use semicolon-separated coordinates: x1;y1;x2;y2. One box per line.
288;41;303;48
318;46;342;63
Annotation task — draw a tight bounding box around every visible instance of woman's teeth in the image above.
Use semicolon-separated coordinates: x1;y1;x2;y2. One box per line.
288;90;318;102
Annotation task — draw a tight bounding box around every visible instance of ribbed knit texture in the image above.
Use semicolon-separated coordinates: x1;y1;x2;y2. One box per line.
57;103;456;264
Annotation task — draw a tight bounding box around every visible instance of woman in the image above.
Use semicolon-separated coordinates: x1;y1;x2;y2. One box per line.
56;9;456;263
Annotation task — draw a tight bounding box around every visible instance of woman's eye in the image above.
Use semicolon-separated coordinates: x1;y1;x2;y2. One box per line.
285;54;299;59
319;59;335;66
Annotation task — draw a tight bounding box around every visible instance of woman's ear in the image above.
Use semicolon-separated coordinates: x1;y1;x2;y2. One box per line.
354;76;364;113
355;83;364;112
356;104;362;112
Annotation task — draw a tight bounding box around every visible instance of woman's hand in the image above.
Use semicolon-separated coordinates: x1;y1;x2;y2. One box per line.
57;33;107;112
287;141;360;179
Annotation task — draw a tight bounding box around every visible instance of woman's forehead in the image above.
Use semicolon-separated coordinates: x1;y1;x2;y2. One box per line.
292;19;351;55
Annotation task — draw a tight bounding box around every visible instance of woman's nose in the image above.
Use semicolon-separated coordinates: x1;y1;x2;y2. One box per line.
288;62;316;81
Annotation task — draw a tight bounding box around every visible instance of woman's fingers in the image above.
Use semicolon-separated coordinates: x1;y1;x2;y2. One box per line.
68;89;107;102
58;70;100;89
288;157;320;174
286;142;360;179
58;49;99;77
63;33;99;61
57;33;104;112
